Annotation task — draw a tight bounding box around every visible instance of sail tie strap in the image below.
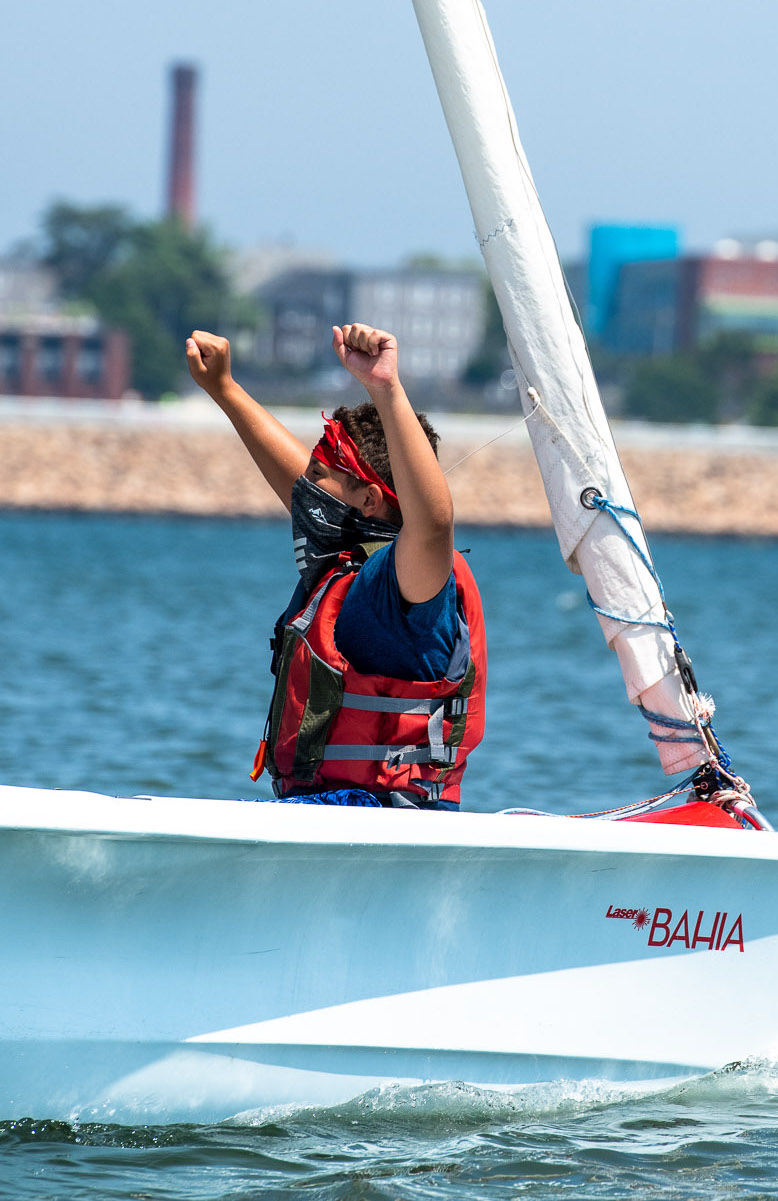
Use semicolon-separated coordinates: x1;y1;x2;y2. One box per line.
582;492;675;633
580;490;738;771
637;703;708;747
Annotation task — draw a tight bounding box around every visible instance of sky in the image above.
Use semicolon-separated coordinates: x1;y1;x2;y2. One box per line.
3;0;777;270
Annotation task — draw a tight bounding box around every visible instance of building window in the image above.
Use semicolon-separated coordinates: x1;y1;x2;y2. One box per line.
411;316;434;339
374;283;397;307
444;320;465;341
277;307;317;334
77;339;103;384
447;285;471;308
408;349;433;375
38;337;64;382
0;335;21;381
411;283;435;307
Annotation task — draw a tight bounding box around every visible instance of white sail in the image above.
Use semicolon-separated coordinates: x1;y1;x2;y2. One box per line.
412;0;710;775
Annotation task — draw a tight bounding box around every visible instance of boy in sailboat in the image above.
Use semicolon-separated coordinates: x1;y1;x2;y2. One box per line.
186;323;485;809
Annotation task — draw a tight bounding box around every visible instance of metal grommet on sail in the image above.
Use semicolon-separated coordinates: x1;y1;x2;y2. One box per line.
580;487;603;510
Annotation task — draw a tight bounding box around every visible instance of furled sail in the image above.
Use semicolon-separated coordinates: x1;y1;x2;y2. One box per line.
412;0;711;774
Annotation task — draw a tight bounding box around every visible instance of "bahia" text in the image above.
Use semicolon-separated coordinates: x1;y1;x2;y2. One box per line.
647;908;744;952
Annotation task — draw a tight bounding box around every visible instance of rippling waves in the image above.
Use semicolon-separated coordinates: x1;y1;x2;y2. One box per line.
2;1061;778;1200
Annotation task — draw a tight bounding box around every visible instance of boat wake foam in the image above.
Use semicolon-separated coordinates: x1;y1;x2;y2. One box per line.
230;1058;778;1131
3;1061;777;1145
665;1055;778;1102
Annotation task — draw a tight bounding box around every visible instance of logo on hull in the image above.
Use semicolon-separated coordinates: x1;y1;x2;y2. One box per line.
605;905;650;929
605;905;744;952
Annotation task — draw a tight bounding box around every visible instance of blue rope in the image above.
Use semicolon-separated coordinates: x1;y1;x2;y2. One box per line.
587;597;671;632
637;703;707;747
585;492;732;770
640;696;732;771
584;495;676;635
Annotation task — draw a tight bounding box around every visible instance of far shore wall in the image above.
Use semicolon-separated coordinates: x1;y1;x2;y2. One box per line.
1;408;778;537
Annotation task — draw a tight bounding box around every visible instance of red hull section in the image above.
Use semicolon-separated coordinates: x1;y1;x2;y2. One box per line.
624;800;743;829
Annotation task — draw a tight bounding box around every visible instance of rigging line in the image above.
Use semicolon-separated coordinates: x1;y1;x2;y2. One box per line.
442;397;538;476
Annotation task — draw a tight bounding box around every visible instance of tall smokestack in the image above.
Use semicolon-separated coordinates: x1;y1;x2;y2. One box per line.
166;63;197;228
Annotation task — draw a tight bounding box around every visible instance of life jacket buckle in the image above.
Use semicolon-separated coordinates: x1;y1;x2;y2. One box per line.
414;779;444;802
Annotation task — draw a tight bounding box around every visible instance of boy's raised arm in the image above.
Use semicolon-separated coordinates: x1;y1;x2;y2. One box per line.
332;324;454;604
186;330;309;513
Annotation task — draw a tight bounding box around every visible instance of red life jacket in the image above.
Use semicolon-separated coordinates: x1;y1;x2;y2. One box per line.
263;544;486;806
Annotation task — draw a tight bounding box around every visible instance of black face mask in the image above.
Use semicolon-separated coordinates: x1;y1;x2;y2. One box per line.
290;475;398;593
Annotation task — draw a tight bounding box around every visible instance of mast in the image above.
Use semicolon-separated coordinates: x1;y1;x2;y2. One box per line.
412;0;711;776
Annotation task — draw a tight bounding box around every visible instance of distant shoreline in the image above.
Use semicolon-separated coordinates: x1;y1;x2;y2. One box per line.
3;508;776;545
2;399;778;537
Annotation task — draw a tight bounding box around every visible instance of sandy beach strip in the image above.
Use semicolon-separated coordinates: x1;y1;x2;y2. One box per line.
1;398;777;536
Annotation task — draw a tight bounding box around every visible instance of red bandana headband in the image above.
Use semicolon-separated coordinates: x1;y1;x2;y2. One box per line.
311;415;400;510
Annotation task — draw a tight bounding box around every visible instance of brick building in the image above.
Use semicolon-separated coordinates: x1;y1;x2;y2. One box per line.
677;250;778;350
0;316;129;400
604;248;778;355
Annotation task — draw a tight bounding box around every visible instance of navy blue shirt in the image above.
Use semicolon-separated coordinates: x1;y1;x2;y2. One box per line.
334;541;458;681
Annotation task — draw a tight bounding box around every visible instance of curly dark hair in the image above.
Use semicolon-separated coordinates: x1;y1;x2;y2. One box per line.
331;402;440;501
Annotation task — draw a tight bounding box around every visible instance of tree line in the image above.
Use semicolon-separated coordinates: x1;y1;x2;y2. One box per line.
37;201;258;399
616;332;778;426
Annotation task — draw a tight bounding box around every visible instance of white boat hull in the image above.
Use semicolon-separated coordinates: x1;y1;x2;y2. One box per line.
1;786;777;1123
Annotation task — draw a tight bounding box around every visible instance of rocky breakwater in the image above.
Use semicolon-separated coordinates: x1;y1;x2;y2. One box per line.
1;400;778;536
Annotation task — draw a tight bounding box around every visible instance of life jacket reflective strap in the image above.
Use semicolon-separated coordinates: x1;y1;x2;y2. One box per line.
341;693;468;714
340;693;469;763
321;743;457;767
